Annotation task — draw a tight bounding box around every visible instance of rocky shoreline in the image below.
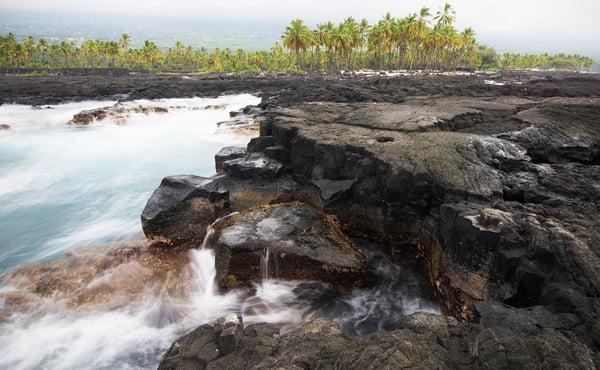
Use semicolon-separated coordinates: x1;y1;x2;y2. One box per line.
2;71;599;368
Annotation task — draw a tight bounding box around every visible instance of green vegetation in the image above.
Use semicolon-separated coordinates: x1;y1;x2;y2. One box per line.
0;4;594;72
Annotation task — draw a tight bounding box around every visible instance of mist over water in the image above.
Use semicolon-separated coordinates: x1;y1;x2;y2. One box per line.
0;10;282;50
0;95;439;369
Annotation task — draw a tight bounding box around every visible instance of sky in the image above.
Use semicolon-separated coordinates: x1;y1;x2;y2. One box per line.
0;0;599;57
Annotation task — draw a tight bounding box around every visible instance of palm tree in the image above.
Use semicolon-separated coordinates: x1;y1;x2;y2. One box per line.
58;41;73;67
358;18;370;51
120;33;130;50
315;22;335;69
282;19;313;65
459;27;476;67
330;24;352;69
141;40;160;69
435;3;456;27
37;38;48;65
106;41;120;66
0;7;593;73
342;17;361;68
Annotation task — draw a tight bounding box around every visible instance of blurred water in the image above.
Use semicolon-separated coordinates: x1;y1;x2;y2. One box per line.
0;95;439;370
0;95;260;272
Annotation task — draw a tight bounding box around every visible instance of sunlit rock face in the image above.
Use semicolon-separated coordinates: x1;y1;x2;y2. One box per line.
213;202;367;289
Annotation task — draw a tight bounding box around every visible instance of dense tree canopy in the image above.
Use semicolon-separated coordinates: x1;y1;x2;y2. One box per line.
0;4;594;72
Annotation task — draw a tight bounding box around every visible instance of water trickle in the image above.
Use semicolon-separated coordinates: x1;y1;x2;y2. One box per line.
261;247;271;282
190;212;241;299
190;249;217;297
201;227;216;250
0;98;441;369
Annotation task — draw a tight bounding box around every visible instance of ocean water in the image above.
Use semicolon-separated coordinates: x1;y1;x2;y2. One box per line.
0;95;259;272
0;96;439;369
0;10;282;50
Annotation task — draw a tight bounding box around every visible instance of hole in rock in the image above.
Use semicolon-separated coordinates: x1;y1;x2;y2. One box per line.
375;136;394;143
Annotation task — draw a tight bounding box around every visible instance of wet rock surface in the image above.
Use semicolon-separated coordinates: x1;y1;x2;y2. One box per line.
214;202;366;288
150;71;599;368
160;307;597;370
141;176;229;247
67;102;226;125
214;146;246;173
222;152;284;179
68;104;169;125
6;70;599;368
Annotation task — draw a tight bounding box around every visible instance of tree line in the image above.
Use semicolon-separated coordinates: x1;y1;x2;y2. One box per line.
0;4;594;72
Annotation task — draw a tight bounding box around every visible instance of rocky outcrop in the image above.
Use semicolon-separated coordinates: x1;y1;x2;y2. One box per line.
213;202;366;288
222;152;284;179
215;105;263;135
4;71;600;107
214;147;246;173
141;176;229;247
68;102;228;126
68;104;169;125
140;73;600;368
159;313;246;370
159;305;598;369
248;95;600;348
0;124;9;130
497;98;600;164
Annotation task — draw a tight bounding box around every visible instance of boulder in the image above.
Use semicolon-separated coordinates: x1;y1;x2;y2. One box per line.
158;325;220;370
247;136;276;152
215;147;246;173
215;313;244;355
223;153;283;179
213;202;366;288
141;176;229;246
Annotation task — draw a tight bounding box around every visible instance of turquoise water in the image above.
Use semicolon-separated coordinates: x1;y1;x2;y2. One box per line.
0;94;440;370
0;95;260;273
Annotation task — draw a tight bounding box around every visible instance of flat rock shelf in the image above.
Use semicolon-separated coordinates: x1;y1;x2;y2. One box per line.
1;71;599;369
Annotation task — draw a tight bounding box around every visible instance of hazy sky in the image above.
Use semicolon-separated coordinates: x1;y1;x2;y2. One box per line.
1;0;599;55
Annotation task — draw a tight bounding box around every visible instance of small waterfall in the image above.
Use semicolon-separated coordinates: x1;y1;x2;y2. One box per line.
201;227;216;249
260;247;270;282
190;248;217;297
190;212;239;297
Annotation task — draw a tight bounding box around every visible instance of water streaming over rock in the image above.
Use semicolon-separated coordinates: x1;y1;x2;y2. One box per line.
0;97;441;369
261;247;271;281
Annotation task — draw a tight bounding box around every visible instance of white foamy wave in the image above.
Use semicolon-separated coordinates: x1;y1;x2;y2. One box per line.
0;248;312;370
0;304;180;370
0;101;117;130
0;94;441;370
0;94;260;271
